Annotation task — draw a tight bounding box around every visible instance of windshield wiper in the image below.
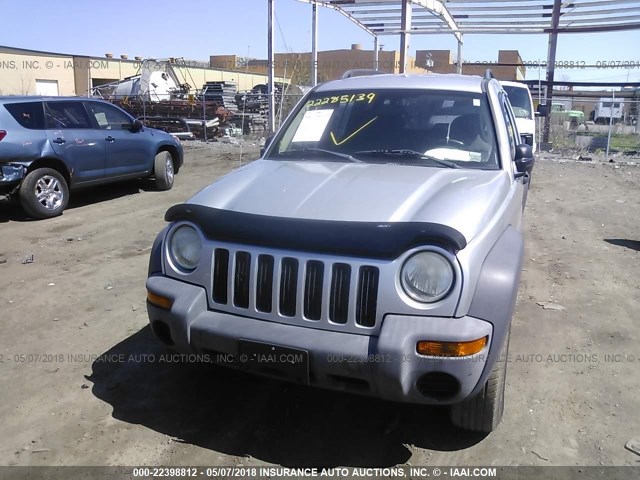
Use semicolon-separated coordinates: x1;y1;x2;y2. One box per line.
353;149;461;169
278;148;362;163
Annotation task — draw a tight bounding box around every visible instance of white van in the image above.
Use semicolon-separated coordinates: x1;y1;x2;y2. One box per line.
501;81;537;153
593;98;625;124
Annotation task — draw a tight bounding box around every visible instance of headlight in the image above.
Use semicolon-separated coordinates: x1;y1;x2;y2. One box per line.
400;251;454;303
168;224;202;272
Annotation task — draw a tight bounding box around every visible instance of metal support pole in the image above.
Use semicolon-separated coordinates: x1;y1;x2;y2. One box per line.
456;36;463;74
268;0;276;134
606;89;615;159
87;64;92;97
538;63;543;149
374;36;379;71
312;2;318;86
400;0;412;74
542;0;562;148
202;92;207;142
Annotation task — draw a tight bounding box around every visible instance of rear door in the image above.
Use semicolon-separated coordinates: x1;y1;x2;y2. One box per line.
44;101;106;184
84;101;151;177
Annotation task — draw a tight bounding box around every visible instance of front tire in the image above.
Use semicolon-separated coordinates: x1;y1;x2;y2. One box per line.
19;168;69;219
154;151;174;191
449;328;511;433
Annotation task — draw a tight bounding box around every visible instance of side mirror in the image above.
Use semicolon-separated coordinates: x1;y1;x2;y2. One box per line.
129;119;143;132
514;143;535;178
520;133;534;148
260;134;275;157
535;104;550;118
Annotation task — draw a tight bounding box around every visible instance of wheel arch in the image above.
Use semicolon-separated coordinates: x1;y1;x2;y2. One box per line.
25;158;71;188
156;145;180;173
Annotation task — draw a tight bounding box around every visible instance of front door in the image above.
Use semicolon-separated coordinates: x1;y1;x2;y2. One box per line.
500;93;529;211
84;101;150;177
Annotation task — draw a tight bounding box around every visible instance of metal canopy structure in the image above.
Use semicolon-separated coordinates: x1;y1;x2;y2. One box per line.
310;0;640;35
270;0;640;145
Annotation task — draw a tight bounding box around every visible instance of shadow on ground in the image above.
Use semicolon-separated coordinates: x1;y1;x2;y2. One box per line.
0;181;152;223
88;326;487;467
0;197;30;222
66;181;151;210
605;238;640;253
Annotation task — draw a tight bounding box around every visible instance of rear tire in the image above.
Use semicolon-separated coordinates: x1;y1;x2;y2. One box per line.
449;327;511;433
154;151;174;191
19;168;69;219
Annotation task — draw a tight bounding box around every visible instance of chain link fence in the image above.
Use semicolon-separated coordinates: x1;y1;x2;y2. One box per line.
539;97;639;156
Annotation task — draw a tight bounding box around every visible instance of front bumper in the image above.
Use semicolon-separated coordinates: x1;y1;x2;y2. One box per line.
146;275;494;405
0;163;26;194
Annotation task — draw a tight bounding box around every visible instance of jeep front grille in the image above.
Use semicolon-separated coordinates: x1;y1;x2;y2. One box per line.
256;254;274;313
303;260;324;321
279;257;298;317
212;248;229;304
211;249;380;329
356;266;379;327
329;263;351;324
233;251;251;309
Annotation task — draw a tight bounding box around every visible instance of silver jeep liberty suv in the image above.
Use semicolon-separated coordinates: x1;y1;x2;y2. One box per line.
146;71;534;433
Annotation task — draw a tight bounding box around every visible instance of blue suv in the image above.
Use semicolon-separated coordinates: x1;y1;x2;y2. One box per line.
0;96;183;219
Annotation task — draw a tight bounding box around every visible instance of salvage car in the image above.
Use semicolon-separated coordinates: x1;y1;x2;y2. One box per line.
146;72;534;433
0;96;183;218
501;81;537;153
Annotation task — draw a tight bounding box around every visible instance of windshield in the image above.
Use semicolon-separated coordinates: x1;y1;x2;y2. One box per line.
267;88;499;170
502;85;533;119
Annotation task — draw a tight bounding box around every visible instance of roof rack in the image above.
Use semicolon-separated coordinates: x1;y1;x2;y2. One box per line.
341;69;386;79
484;69;495;80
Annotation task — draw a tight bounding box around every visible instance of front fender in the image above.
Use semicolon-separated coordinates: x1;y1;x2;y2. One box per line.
466;225;524;396
148;226;169;276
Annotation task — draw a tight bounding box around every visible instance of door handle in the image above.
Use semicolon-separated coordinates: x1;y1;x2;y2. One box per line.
52;138;66;144
105;136;115;142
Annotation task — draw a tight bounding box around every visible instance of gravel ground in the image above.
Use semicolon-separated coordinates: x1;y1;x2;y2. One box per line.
0;142;639;467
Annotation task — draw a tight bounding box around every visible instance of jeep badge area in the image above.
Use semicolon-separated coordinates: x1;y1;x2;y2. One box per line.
146;73;534;433
0;96;183;219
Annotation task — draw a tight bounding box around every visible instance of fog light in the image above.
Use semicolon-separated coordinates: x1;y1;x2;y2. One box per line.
417;336;488;357
147;291;173;310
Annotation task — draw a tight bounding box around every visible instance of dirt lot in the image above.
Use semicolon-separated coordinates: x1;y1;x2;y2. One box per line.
0;143;639;467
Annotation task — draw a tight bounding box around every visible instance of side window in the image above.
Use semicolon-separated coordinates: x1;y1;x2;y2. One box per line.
499;94;518;159
85;102;132;129
44;102;92;129
4;102;45;129
504;97;521;141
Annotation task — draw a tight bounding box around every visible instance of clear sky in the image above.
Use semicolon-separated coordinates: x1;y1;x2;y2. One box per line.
2;0;640;83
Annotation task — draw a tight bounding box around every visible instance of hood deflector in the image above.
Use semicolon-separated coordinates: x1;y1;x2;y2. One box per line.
165;203;467;260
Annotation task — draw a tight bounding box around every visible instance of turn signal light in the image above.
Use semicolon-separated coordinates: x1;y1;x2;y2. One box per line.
417;336;488;357
0;130;6;141
147;291;173;310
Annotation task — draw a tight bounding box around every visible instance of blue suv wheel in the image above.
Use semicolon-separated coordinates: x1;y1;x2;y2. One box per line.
19;168;69;219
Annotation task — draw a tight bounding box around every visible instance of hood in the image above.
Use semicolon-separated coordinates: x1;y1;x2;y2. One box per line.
188;159;511;243
147;126;179;142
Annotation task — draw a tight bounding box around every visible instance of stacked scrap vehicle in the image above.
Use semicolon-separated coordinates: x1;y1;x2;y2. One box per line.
92;59;230;140
233;83;286;134
92;59;305;139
